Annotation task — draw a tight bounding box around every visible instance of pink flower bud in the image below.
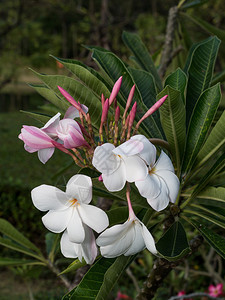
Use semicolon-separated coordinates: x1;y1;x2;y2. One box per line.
101;94;105;109
58;86;82;112
109;76;122;106
128;102;137;128
101;98;109;123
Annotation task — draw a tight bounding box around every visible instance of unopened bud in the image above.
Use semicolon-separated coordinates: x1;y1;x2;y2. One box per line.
109;76;122;106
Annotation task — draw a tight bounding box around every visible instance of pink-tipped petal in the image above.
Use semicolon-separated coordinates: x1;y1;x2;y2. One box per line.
101;94;105;109
126;85;135;111
109;76;122;106
58;86;82;111
20;126;54;149
128;102;137;128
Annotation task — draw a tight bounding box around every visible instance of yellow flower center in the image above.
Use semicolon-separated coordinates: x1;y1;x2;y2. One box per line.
70;198;78;206
149;166;156;175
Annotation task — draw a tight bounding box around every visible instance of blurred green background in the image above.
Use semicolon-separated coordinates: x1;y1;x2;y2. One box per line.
1;0;225;298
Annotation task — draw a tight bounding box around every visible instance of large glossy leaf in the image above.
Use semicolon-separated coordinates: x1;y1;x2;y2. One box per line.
185;36;220;123
91;48;163;138
29;83;69;112
195;111;225;169
156;221;190;260
50;56;111;99
63;256;133;300
183;218;225;259
164;68;187;103
190;204;225;222
182;84;221;175
122;31;162;90
0;218;41;254
32;71;103;127
158;86;186;174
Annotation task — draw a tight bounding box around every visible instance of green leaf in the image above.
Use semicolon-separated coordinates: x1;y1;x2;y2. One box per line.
107;206;143;226
122;31;162;90
182;0;209;9
183;13;225;42
0;237;43;261
63;256;133;300
29;83;69;112
128;67;163;135
211;69;225;85
164;68;187;103
60;258;87;275
187;209;225;230
0;218;41;255
31;71;103;127
0;257;45;266
183;186;225;204
91;48;163;138
20;110;51;125
158;86;186;174
50;56;111;99
185;218;225;259
182;84;221;175
156;221;190;260
78;167;100;178
195;110;225;169
185;36;221;123
189;152;225;200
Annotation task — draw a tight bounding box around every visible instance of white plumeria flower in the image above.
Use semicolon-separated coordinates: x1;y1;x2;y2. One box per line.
133;135;180;211
31;174;109;244
92;140;148;192
96;205;157;258
60;227;97;264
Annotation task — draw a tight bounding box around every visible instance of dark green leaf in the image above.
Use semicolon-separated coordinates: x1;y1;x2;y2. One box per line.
182;84;221;175
212;69;225;85
0;218;41;255
185;36;220;123
195;111;225;168
156;221;190;260
122;31;162;90
50;56;111;98
182;0;209;9
184;218;225;259
31;71;103;127
63;256;133;300
158;86;186;174
60;258;87;275
164;68;187;103
91;48;163;138
0;257;45;266
78;167;100;178
29;83;69;112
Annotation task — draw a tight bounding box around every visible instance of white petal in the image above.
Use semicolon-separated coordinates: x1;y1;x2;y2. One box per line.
64;106;79;119
78;204;109;233
67;208;85;243
147;178;169;211
131;135;156;166
31;185;68;211
98;222;135;258
66;174;92;204
123;156;148;182
92;143;120;175
124;221;145;256
97;221;130;247
140;222;157;254
135;174;161;199
38;148;55;164
42;112;61;130
102;163;126;192
154;151;174;172
60;230;78;258
81;224;98;264
42;208;72;233
156;170;180;203
113;139;143;156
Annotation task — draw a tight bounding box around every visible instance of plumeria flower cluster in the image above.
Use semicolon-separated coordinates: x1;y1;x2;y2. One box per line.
20;76;180;264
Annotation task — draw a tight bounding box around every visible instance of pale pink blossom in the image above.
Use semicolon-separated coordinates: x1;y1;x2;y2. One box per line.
208;283;223;297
